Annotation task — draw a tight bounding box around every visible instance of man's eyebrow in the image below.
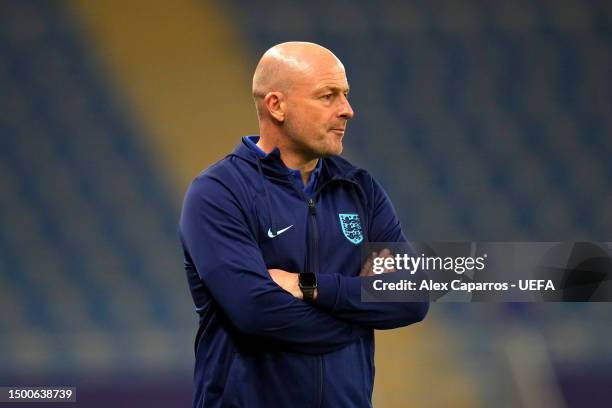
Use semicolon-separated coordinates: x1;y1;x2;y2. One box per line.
316;85;350;94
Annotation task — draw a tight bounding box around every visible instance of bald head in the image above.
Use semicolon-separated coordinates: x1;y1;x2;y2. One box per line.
252;42;345;118
251;42;353;161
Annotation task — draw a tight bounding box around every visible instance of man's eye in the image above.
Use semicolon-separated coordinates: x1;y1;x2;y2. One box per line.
321;94;333;100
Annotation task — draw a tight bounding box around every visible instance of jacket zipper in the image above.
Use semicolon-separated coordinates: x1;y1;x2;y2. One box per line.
302;178;358;408
306;180;364;407
307;198;318;276
307;198;323;407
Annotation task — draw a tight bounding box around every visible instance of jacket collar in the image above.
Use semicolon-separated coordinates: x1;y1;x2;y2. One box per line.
231;136;360;183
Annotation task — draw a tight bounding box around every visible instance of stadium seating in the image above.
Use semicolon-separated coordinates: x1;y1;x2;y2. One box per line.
0;0;192;377
1;0;610;406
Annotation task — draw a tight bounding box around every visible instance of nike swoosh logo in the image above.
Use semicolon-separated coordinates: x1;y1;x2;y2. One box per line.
267;225;294;238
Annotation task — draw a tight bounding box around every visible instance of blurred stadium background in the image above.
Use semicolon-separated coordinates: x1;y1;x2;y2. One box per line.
1;0;611;406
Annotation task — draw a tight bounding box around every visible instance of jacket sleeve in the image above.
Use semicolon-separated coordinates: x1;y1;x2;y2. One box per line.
314;177;429;330
179;175;369;354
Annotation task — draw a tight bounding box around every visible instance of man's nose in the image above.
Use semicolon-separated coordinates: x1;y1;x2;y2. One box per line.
338;95;354;119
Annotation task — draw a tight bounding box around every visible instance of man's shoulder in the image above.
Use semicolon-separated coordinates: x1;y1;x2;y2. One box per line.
193;153;252;185
326;155;376;189
186;154;256;203
325;155;362;177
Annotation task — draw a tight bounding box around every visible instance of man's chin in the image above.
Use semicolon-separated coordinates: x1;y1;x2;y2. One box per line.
305;140;343;158
320;144;343;157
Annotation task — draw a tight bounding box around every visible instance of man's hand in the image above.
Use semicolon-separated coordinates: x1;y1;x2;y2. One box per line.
268;269;318;300
359;248;396;276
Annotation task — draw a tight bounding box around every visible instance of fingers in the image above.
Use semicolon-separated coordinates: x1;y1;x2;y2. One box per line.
360;249;396;276
378;249;396;273
360;251;377;276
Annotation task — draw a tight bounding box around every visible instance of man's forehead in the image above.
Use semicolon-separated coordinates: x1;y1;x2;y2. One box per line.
297;63;349;89
314;80;350;92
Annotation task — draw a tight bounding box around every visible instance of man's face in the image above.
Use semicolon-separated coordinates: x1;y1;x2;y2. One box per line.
282;59;354;159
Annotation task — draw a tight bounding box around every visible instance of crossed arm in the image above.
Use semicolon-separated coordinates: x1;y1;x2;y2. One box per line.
180;175;428;353
268;247;428;331
267;248;395;300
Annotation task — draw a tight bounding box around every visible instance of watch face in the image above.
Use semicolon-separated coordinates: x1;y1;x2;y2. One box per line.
299;273;317;288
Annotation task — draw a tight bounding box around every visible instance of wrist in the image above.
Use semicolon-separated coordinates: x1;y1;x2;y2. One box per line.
312;273;341;311
298;272;317;302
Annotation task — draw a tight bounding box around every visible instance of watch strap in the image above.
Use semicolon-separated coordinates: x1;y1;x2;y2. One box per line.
301;286;316;302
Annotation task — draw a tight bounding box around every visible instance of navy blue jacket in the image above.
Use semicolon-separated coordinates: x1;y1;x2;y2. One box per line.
179;137;429;408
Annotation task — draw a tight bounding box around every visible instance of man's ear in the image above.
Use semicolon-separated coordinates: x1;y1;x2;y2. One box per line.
264;92;285;122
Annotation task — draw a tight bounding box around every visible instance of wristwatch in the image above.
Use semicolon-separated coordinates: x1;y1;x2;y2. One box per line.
299;272;317;302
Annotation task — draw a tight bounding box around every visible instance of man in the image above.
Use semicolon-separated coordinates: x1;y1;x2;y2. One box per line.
179;42;428;408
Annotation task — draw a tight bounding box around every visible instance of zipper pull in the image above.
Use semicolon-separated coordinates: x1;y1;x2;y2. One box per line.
308;198;316;215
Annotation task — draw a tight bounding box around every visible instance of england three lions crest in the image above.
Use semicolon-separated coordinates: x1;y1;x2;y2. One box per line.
339;213;363;244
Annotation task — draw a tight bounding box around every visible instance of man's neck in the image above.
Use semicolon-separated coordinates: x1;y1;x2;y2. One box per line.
257;136;318;186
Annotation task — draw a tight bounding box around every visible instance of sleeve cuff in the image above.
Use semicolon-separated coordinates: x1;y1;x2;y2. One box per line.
315;273;340;311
